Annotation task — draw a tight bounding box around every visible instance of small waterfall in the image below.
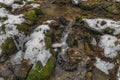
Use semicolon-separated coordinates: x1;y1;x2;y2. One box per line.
60;32;68;54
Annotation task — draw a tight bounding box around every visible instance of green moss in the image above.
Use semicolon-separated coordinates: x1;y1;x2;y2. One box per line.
27;56;55;80
34;8;43;15
25;10;36;22
45;31;52;36
27;33;55;80
17;24;29;35
0;37;17;57
25;8;43;24
45;37;52;49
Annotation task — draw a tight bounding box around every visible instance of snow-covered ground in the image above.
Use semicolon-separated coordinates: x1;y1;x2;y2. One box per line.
84;18;120;58
94;57;114;74
99;34;120;58
84;18;120;35
24;24;51;66
84;18;120;78
0;0;49;67
0;7;25;56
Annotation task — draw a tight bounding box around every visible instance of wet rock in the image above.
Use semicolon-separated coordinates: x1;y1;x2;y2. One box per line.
0;55;9;63
84;42;93;55
49;21;60;30
58;48;87;71
14;64;31;80
14;0;23;4
56;0;68;5
58;16;68;25
92;68;109;80
0;63;13;78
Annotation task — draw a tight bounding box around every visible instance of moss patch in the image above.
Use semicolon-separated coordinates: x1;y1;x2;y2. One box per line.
45;37;52;49
26;56;55;80
17;23;29;35
25;10;36;22
0;37;17;57
34;8;43;15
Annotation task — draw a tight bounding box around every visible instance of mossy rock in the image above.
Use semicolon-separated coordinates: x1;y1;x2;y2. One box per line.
25;8;43;23
17;23;29;35
45;37;52;49
78;0;102;10
26;56;55;80
66;34;76;47
25;10;36;22
106;4;119;14
34;8;43;15
0;37;17;57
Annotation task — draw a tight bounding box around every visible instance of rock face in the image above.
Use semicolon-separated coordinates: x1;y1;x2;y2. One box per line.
0;0;120;80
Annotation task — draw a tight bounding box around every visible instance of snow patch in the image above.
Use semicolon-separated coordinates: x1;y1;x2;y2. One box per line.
91;38;97;46
0;8;8;18
84;18;120;35
0;7;25;56
24;24;51;67
71;0;88;4
0;77;4;80
0;0;14;5
30;3;40;8
5;24;19;36
98;34;120;58
115;0;120;2
94;57;114;74
4;14;25;25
